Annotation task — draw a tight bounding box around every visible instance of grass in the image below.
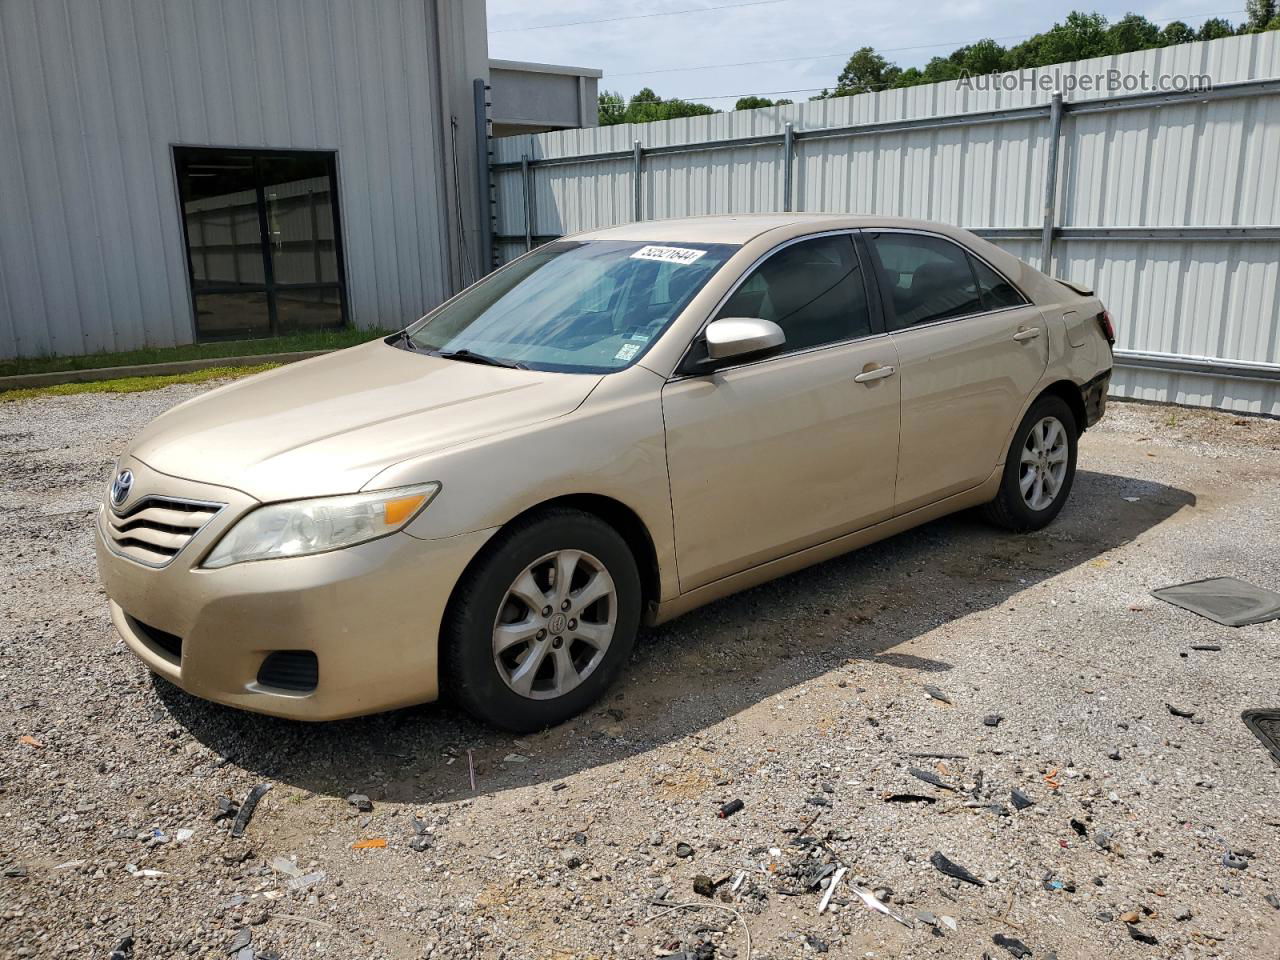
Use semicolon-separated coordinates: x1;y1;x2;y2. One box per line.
0;363;279;402
0;327;390;378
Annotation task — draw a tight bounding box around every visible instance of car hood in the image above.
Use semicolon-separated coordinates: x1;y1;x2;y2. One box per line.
129;341;602;501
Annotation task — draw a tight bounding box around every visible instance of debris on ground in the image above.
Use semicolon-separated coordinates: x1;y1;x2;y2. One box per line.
229;784;271;839
1167;704;1196;719
1010;789;1035;811
923;684;952;704
846;880;911;927
352;837;387;850
225;927;252;952
929;851;985;886
816;865;846;914
908;767;958;791
992;932;1032;957
983;714;1003;727
717;798;744;818
1151;576;1280;626
107;934;134;960
1126;923;1158;945
346;793;373;812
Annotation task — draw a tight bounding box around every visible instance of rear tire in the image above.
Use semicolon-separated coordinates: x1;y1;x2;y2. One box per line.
982;394;1078;532
441;508;641;732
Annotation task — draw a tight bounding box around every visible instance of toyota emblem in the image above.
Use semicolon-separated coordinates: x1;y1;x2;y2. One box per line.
110;469;134;507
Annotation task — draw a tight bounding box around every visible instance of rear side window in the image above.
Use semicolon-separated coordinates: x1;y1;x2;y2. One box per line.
970;256;1028;310
717;234;872;352
867;233;983;328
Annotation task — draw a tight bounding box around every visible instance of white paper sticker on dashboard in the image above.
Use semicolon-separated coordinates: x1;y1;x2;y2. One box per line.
630;245;706;265
614;342;642;361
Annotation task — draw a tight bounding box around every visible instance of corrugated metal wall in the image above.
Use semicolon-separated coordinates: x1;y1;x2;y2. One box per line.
491;33;1280;415
0;0;470;358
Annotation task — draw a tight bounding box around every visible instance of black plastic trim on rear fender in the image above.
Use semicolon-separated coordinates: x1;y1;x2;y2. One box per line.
1082;369;1111;428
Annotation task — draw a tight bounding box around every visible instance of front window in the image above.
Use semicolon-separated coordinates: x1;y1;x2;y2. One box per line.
404;240;737;372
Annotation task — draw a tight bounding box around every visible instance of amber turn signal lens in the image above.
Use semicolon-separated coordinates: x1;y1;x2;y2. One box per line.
383;494;428;527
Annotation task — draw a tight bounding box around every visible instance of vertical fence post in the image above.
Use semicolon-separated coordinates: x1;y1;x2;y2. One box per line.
633;140;643;222
473;78;493;275
782;122;795;213
521;154;533;252
1040;91;1064;274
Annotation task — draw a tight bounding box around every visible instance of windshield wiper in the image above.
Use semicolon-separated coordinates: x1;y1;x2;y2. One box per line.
434;348;528;370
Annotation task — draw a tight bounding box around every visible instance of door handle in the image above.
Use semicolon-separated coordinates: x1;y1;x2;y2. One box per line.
853;365;896;383
1012;327;1041;342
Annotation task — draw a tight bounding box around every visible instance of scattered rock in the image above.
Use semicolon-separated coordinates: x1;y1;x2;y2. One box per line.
675;842;695;859
346;793;373;812
692;875;716;897
1011;789;1035;810
983;714;1003;727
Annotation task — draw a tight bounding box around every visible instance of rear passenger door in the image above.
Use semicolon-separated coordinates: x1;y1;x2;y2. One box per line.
864;231;1048;515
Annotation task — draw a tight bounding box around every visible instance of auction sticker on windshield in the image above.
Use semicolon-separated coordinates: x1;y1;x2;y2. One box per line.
630;245;707;265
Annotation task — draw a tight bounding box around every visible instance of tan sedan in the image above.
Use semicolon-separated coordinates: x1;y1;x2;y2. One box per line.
97;214;1114;730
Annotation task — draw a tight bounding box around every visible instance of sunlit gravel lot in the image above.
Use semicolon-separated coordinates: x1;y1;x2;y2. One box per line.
2;383;1279;959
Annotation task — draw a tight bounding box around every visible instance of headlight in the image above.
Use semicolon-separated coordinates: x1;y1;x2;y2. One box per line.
202;482;440;568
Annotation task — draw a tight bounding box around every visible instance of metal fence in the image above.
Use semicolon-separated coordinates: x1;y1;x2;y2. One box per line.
486;32;1280;415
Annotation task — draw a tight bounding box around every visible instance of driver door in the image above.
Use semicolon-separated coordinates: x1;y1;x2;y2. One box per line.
661;232;902;591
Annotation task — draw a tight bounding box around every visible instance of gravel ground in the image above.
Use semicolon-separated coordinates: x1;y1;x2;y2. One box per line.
2;386;1279;960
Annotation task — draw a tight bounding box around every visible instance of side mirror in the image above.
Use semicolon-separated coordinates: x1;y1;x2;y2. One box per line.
703;317;786;362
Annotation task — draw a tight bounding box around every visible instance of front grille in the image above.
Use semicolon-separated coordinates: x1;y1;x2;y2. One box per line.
257;651;319;693
106;496;224;567
127;615;183;664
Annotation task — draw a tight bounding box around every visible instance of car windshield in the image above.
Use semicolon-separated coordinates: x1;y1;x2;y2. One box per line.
403;240;737;373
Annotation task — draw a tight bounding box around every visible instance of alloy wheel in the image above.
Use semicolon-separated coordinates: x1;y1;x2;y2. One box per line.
1019;415;1069;511
491;550;617;700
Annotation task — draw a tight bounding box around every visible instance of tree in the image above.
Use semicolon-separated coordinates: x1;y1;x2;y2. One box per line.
734;96;776;110
1106;13;1160;54
1197;17;1235;40
834;46;901;95
599;88;718;125
1158;21;1196;46
958;38;1010;75
1009;11;1110;69
1246;0;1278;30
597;90;626;126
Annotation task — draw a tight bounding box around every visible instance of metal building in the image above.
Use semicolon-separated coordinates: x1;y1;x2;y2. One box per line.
0;0;491;359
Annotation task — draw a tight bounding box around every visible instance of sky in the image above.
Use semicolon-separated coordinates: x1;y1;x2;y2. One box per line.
486;0;1251;106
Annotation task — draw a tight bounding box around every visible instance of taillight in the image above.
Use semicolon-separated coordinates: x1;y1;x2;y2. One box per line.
1097;309;1116;346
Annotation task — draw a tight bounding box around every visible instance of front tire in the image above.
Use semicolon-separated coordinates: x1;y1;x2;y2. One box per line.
441;508;641;732
982;394;1078;532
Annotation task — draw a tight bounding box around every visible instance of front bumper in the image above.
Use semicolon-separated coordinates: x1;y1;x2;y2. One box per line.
95;458;494;721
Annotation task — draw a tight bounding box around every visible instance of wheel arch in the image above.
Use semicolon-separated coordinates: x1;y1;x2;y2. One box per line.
446;493;663;622
1037;379;1089;436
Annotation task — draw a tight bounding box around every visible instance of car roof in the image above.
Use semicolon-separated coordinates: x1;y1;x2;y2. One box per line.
572;213;948;245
